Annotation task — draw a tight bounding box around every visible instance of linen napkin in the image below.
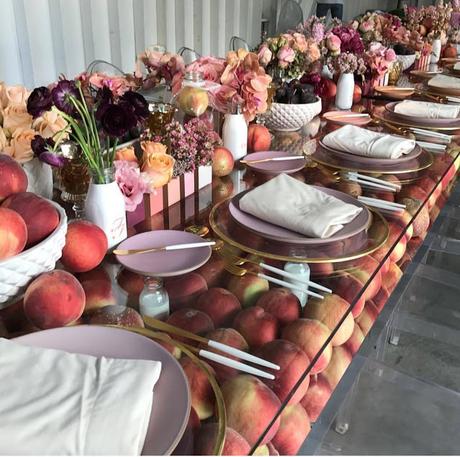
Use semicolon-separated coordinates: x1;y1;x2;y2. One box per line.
0;338;162;455
394;100;460;119
454;62;460;70
428;74;460;90
239;173;363;238
322;125;416;159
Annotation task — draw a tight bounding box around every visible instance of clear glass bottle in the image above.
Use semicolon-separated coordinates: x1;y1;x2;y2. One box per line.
173;71;209;120
139;277;170;320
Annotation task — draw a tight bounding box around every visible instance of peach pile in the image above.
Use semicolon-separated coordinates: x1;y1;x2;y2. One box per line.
233;306;278;348
165;273;208;311
0;155;28;203
195;288;241;327
256;288;300;326
0;207;27;260
88;305;144;327
78;267;116;313
227;269;269;307
166;308;214;339
194;424;251;455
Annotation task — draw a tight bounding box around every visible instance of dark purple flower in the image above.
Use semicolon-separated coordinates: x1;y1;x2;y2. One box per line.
27;87;53;118
100;104;136;137
51;80;80;115
31;135;66;167
31;135;49;157
95;87;113;121
39;151;67;168
120;91;149;121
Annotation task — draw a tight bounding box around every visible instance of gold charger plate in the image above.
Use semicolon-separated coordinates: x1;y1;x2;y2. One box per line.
373;110;460;132
209;199;389;264
410;69;444;79
374;86;415;100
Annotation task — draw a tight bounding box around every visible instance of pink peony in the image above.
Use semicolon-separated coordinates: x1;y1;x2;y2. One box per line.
277;46;295;68
326;33;341;54
115;160;148;212
258;44;273;66
359;20;374;33
385;48;396;62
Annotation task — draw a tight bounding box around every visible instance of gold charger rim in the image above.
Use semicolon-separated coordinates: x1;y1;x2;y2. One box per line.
209;199;389;264
373;111;460;132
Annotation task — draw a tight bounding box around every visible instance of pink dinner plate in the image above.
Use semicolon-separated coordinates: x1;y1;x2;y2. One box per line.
318;139;422;165
323;111;372;126
229;187;371;245
116;230;212;277
14;326;191;456
243;151;306;175
385;101;460;127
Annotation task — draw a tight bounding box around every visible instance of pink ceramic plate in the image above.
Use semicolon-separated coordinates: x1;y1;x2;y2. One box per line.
116;230;212;277
243;151;306;175
323;111;372;126
229;188;371;245
318;140;422;165
385;101;460;127
14;326;190;456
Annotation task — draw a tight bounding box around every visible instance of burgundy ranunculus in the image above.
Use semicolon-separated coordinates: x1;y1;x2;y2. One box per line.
100;104;136;137
27;87;53;118
95;87;113;121
39;151;67;168
31;135;66;167
51;80;80;115
120;91;149;121
31;135;48;157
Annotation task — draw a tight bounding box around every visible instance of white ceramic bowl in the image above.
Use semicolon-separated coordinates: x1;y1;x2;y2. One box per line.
0;201;68;306
264;98;322;132
397;54;416;71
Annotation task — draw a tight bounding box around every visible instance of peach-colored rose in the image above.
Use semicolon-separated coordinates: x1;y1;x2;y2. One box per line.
141;141;175;189
258;44;273;66
293;32;308;52
32;110;69;140
2;103;33;132
0;84;29;109
115;146;138;163
3;128;35;163
0;128;8;151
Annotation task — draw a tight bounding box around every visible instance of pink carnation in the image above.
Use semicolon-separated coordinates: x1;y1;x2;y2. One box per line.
277;46;296;68
115;160;148;212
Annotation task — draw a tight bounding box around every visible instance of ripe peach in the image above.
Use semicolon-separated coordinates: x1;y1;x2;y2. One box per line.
324;273;366;320
166;308;214;339
164;273;208;311
330;180;362;198
344;323;365;355
2;192;59;247
349;255;382;303
248;124;272;152
155;332;181;359
78;267;115;313
389;209;414;241
356;300;379;336
227;272;269;308
367;190;395;202
282;319;333;375
181;358;215;420
194;424;251;456
196;254;227;288
370;252;391;276
204;328;249;382
88;304;144;327
233;306;279;348
212;176;234;203
353;84;362;104
221;374;281;446
60;220;107;273
0;155;28;202
382;262;403;293
397;184;435;209
212;147;234;177
300;374;332;422
304;294;354;346
195;288;241;327
322;346;352;389
117;268;144;296
417;176;442;202
255;339;310;405
272;404;311;455
23;270;85;329
401;197;430;238
373;285;390;312
309;262;334;278
256;288;300;326
0;207;27;260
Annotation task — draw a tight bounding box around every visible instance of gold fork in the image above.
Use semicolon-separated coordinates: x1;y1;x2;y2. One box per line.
224;262;324;299
219;249;331;293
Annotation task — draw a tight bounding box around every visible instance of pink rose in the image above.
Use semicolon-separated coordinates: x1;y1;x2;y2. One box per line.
359;20;374;33
326;34;341;54
2;103;32;132
385;48;397;62
257;44;273;66
0;84;29;110
277;46;295;69
115;160;149;212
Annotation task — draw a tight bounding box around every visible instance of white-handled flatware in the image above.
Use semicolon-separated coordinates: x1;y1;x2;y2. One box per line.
241;156;304;165
416;140;447;151
343;171;401;192
327;113;370;119
409;127;452;143
114;241;215;256
258;272;325;299
358;196;405;213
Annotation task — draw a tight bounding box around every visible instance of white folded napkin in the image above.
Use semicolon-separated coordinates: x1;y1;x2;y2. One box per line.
239;173;363;238
394;100;460;119
428;74;460;90
454;62;460;70
322;125;416;159
0;338;162;455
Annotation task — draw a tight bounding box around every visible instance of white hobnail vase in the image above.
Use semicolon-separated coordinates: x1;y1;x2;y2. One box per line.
335;73;354;110
85;167;127;249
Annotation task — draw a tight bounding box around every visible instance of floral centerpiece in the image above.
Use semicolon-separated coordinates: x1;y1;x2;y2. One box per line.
404;2;452;42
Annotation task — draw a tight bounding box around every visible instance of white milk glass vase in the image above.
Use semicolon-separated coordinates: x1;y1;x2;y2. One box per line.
335;73;354;110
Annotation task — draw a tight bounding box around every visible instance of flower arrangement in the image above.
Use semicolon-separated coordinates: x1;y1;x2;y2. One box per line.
327;52;366;75
142;117;221;177
27;79;149;184
76;71;141;97
362;42;397;78
330;25;365;55
0;83;69;165
404;2;453;41
257;33;321;80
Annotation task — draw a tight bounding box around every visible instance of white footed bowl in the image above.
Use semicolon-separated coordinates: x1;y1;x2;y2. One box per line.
397;54;416;71
0;201;68;306
264;98;322;132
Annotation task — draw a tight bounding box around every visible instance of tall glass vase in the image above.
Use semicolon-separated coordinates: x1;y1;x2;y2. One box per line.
335;73;354;110
85;167;127;249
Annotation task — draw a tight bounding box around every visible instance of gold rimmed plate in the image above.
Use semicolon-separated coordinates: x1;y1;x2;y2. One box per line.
410;69;444;79
374;86;415;100
373;110;460;132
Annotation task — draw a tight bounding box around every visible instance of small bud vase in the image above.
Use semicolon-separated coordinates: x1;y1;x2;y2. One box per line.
430;38;442;64
335;73;354;110
85;167;127;249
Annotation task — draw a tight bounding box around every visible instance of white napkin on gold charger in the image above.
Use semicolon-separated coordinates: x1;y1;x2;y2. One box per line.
428;74;460;90
239;173;362;238
322;124;415;159
394;100;460;119
0;338;161;455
